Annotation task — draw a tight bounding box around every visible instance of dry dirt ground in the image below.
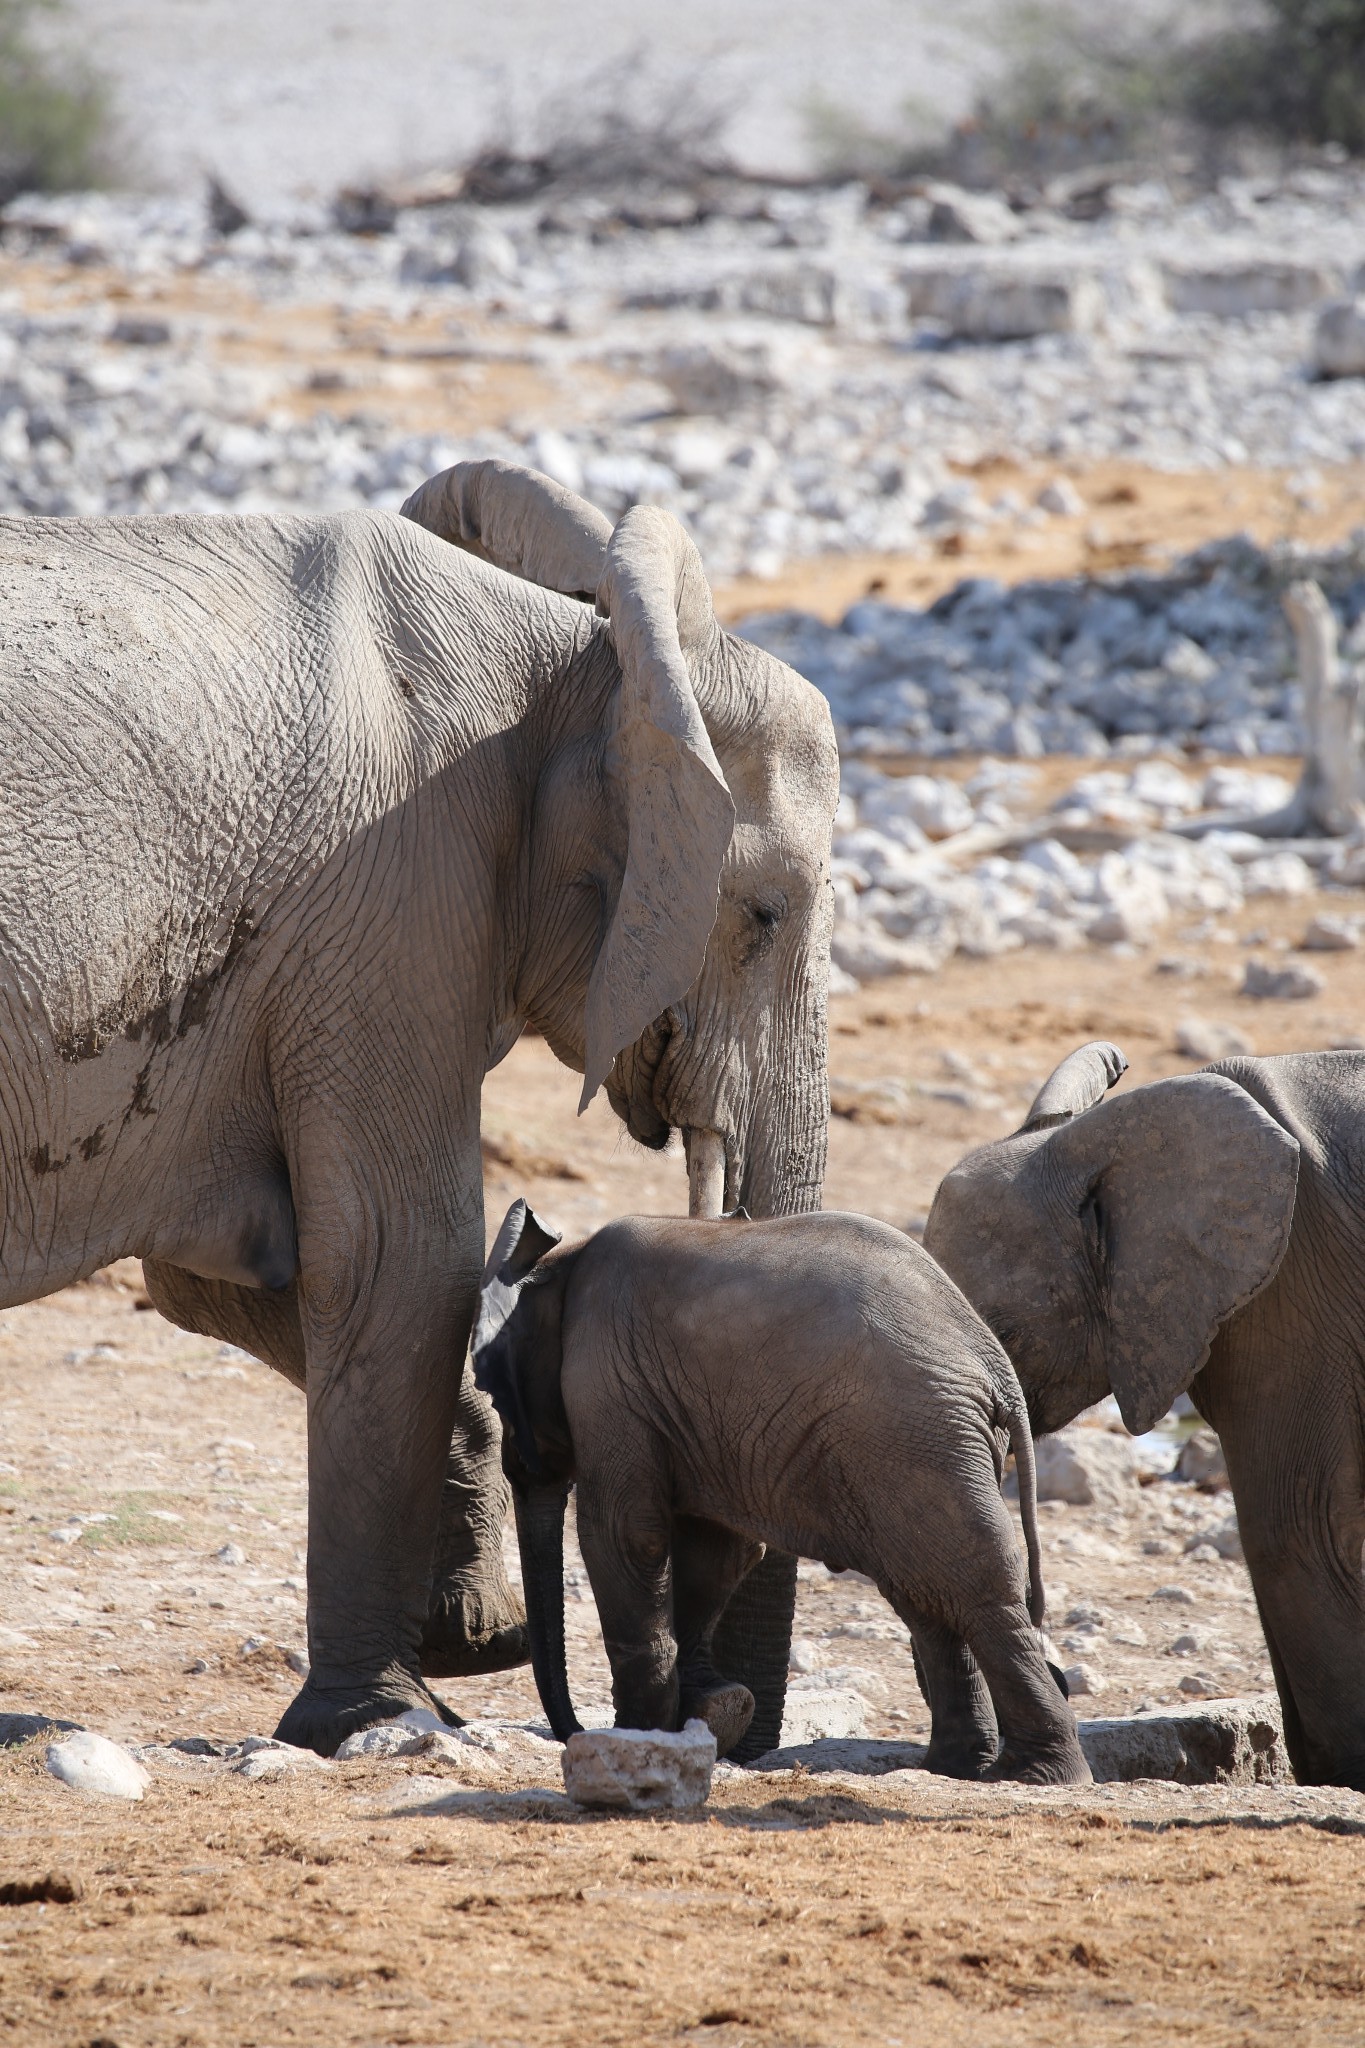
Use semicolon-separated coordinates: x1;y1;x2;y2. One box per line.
6;798;1365;2043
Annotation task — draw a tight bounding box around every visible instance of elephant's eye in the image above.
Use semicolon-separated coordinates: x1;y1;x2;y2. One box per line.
1081;1192;1108;1266
750;901;782;932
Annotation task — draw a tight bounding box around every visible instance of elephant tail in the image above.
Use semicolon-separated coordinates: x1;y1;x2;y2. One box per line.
1003;1395;1046;1628
513;1479;583;1743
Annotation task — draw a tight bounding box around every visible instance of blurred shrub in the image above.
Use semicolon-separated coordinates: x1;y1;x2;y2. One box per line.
809;1;1365;186
0;0;112;202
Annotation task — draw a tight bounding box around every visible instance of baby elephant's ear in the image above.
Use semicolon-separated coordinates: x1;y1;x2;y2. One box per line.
1048;1073;1299;1434
471;1199;563;1475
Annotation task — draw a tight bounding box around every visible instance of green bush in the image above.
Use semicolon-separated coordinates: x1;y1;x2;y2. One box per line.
0;0;112;202
1186;0;1365;154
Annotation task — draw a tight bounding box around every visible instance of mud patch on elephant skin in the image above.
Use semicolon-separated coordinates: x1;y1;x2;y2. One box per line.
55;906;258;1065
27;1141;71;1176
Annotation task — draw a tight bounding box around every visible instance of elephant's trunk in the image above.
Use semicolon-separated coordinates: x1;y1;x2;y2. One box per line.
512;1480;582;1742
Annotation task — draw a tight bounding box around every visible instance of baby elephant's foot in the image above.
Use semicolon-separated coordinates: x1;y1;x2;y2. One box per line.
681;1680;756;1758
923;1733;997;1781
988;1738;1092;1787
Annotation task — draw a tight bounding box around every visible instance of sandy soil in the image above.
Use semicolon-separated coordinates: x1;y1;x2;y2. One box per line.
6;805;1365;2043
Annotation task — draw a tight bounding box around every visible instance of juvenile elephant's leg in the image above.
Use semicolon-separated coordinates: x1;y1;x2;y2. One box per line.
672;1516;763;1755
421;1369;528;1678
1212;1379;1365;1790
710;1548;800;1763
575;1478;678;1732
964;1600;1089;1785
899;1611;998;1778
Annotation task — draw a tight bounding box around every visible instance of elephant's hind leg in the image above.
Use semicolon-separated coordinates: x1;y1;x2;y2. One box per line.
965;1600;1090;1785
672;1515;763;1756
894;1607;998;1779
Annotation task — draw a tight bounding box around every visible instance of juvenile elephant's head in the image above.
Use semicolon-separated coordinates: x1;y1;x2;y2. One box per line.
402;461;839;1220
923;1043;1301;1436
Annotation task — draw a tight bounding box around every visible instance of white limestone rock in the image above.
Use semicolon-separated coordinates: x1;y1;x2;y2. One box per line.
233;1736;332;1780
1315;297;1365;379
779;1688;868;1745
1080;1696;1286;1783
1034;1427;1141;1510
46;1730;150;1801
1177;1428;1231;1491
562;1720;716;1811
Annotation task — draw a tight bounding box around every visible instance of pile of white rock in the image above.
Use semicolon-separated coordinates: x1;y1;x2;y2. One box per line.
5;156;1365;574
827;755;1352;982
744;531;1365;762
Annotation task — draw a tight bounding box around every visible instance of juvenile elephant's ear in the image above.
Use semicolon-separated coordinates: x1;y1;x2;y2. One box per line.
1047;1074;1300;1434
471;1198;563;1475
401;459;612;601
580;506;736;1109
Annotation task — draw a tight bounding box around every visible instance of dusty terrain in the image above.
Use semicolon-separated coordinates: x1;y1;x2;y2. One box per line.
6;861;1365;2044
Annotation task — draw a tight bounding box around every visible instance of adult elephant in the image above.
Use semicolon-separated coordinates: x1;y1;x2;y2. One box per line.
0;461;838;1756
925;1041;1365;1790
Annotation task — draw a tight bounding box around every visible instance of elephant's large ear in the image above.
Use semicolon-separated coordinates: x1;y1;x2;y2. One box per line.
401;459;612;601
579;507;736;1110
1047;1074;1300;1434
471;1198;563;1475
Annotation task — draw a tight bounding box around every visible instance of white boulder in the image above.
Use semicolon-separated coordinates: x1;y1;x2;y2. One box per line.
1315;297;1365;380
779;1688;868;1745
562;1720;716;1811
46;1730;150;1801
1034;1426;1141;1510
234;1736;332;1780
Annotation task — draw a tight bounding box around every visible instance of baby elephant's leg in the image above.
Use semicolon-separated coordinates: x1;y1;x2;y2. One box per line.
672;1516;764;1756
575;1481;679;1733
901;1612;998;1778
965;1601;1090;1785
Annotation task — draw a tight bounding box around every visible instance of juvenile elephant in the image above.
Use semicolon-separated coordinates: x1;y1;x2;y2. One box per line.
925;1041;1365;1791
0;462;839;1754
472;1197;1090;1785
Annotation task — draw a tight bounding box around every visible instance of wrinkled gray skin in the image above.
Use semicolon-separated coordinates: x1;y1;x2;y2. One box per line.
0;462;838;1756
926;1040;1365;1792
472;1197;1090;1785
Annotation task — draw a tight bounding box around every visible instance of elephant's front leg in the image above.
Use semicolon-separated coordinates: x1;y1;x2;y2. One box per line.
575;1477;679;1732
421;1369;529;1678
274;1187;481;1756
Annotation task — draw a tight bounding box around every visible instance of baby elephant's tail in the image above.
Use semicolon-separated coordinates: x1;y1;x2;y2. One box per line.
1003;1393;1046;1628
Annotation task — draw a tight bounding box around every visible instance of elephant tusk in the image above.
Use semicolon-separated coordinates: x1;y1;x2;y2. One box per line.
685;1128;727;1218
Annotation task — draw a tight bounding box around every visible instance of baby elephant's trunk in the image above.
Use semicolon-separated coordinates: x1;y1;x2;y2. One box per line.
1003;1397;1046;1628
513;1480;583;1742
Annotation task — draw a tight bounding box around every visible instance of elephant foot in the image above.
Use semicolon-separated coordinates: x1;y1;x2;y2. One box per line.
420;1577;529;1679
682;1680;755;1759
987;1739;1092;1787
274;1668;462;1758
923;1735;997;1781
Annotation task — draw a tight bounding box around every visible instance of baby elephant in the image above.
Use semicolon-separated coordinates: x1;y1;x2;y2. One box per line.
471;1198;1089;1785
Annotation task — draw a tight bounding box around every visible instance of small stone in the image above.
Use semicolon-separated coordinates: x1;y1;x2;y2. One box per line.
1179;1672;1222;1698
562;1720;716;1811
233;1738;332;1780
214;1543;246;1566
46;1730;150;1801
1169;1632;1201;1656
1241;960;1325;1001
788;1637;823;1676
0;1712;80;1746
1174;1017;1253;1061
1150;1584;1196;1606
1036;476;1085;518
1142;1538;1173;1555
1185;1542;1222;1564
1300;915;1360;951
1062;1662;1102;1696
1314;296;1365;379
1176;1428;1230;1491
